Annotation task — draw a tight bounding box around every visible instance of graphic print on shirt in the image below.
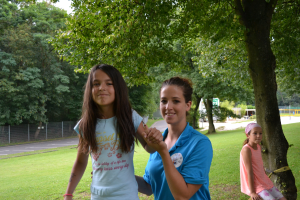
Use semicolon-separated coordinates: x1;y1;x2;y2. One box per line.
92;131;130;173
171;153;183;168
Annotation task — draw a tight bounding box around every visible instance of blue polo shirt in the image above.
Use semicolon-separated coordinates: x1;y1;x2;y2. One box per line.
143;123;213;200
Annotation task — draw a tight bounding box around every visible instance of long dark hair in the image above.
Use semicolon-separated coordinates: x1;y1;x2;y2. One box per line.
78;64;136;154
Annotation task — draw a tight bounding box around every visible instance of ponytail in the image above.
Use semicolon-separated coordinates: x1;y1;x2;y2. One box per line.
243;130;251;146
243;138;249;146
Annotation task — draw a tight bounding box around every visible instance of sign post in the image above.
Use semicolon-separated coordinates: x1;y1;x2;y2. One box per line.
212;98;219;107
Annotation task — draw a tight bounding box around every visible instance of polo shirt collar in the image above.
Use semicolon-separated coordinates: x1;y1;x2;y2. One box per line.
162;123;192;152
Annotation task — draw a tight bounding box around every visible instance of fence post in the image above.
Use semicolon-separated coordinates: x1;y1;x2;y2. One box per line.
46;123;47;140
62;121;63;138
9;125;10;144
28;124;30;141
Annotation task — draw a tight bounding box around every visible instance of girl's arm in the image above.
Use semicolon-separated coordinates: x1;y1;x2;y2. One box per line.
241;147;262;200
64;146;89;200
135;175;153;196
136;122;162;153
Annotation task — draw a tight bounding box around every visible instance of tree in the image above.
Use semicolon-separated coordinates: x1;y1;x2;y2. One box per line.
146;41;253;132
53;1;299;197
0;1;86;126
128;84;157;117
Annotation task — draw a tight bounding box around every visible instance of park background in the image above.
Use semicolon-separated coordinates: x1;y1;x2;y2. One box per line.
0;0;300;199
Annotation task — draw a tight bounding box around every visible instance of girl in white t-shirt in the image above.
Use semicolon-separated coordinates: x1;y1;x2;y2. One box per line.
63;64;161;200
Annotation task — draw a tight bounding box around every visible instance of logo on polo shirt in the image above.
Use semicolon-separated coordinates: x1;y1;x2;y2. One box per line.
171;153;183;168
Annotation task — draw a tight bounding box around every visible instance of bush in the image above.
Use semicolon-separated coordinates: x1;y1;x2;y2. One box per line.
250;115;256;119
237;104;247;116
247;105;256;109
213;106;239;122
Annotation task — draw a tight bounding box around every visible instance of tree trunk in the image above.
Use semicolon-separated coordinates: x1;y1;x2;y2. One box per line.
235;0;297;198
35;121;42;139
204;99;215;134
192;94;202;129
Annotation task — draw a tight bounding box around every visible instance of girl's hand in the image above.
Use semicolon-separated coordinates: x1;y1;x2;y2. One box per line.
64;196;73;200
250;193;262;200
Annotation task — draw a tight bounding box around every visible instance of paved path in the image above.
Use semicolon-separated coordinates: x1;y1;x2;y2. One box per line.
0;137;79;156
199;116;300;131
150;120;168;132
151;116;300;132
1;117;299;156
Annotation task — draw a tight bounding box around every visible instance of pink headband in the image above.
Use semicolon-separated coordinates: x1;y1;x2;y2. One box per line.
245;123;262;134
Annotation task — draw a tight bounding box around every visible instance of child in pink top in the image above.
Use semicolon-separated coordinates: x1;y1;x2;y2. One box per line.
240;123;286;200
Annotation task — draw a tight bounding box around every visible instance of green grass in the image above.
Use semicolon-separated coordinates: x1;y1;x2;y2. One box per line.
146;118;163;128
0;123;299;200
0;136;77;147
280;113;300;117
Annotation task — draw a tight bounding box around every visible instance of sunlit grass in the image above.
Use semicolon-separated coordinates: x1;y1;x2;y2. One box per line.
0;123;299;199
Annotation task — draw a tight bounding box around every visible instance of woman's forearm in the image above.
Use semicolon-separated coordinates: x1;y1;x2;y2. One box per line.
159;149;198;200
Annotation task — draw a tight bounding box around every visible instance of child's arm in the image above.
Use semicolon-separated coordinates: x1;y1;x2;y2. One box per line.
241;147;262;200
136;122;162;153
64;146;89;200
135;175;153;196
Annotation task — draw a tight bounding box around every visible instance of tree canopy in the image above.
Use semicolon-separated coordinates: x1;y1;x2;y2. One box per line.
0;1;87;125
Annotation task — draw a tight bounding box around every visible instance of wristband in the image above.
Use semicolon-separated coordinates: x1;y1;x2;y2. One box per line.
63;194;73;197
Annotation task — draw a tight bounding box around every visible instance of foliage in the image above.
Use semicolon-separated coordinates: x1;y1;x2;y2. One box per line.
213;106;238;122
250;115;256;120
0;1;86;125
128;84;157;117
277;91;300;107
220;100;235;110
187;95;200;128
247;105;256;109
271;1;300;94
237;103;247;117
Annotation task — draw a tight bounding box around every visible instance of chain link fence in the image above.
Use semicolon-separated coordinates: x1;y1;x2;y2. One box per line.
0;121;78;145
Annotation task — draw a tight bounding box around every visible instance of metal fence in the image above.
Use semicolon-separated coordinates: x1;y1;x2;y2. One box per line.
279;106;300;109
279;109;300;116
0;121;78;145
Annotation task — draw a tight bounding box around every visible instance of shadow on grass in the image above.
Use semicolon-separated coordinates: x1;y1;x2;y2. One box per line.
70;185;248;200
210;184;249;200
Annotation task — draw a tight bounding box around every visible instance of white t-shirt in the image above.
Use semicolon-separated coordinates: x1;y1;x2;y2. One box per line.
74;110;142;200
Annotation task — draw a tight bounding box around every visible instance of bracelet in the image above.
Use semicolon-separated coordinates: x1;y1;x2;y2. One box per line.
63;194;73;197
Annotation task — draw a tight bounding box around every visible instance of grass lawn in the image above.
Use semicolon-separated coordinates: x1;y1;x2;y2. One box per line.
146;118;163;128
0;123;299;200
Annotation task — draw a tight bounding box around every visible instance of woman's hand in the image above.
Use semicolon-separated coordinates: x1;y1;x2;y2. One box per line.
143;126;167;153
250;193;262;200
144;126;163;144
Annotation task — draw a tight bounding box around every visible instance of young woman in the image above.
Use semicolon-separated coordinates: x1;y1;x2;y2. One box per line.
136;77;213;200
63;64;161;200
240;123;287;200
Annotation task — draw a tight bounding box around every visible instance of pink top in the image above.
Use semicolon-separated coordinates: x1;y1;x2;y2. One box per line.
240;144;274;195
